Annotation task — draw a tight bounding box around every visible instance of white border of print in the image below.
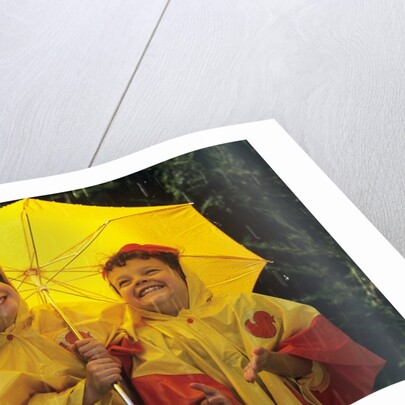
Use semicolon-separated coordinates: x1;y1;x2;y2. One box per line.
0;120;404;403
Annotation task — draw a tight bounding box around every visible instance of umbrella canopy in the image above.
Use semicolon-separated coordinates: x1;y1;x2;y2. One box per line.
0;198;268;306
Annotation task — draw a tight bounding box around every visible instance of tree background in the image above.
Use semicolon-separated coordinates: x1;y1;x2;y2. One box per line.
4;140;404;390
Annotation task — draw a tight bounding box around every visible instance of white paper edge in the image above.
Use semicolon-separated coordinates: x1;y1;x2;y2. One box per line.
0;119;404;403
352;380;405;405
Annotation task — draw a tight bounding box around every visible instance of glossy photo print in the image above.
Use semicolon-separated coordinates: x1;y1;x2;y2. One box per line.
0;127;404;404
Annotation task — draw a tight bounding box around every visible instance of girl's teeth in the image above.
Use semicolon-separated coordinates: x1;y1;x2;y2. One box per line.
141;286;162;297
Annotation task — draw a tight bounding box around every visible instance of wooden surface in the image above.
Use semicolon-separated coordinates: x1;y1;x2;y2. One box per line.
1;0;404;257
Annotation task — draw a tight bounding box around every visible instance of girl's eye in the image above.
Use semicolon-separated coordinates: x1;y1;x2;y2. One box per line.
146;269;159;275
118;280;130;288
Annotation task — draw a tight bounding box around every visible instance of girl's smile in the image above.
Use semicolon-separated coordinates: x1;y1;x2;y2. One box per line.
108;258;189;316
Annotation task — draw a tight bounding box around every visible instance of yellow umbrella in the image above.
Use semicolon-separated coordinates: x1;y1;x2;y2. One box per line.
0;198;268;405
0;198;268;306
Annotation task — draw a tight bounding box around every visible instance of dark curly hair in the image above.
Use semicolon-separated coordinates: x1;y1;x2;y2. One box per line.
102;250;186;282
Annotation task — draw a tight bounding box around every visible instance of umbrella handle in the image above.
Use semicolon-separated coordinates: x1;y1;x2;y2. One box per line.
40;288;136;404
113;383;135;405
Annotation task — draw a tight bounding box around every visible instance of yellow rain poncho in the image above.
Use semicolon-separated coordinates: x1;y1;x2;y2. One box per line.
0;297;129;405
112;269;385;405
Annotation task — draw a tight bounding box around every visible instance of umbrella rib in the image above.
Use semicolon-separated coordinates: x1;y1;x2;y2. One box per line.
25;212;41;271
41;273;117;301
42;231;106;267
181;254;268;262
37;266;101;273
104;204;193;223
18;276;35;291
20;284;116;303
1;264;91;273
19;274;117;302
43;205;193;285
3;270;40;291
6;269;114;302
24;289;48;304
45;223;110;285
40;287;117;303
206;268;263;288
3;264;110;302
50;204;192;268
40;254;84;269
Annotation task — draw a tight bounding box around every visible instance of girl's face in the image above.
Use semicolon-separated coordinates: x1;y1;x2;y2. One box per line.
0;282;20;331
107;258;189;316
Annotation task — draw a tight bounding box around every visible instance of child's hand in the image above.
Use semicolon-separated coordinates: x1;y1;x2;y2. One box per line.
72;338;109;361
244;347;271;383
72;338;120;365
190;383;233;405
83;357;122;405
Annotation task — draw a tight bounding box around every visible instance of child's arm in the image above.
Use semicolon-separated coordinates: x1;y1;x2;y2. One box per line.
244;347;312;382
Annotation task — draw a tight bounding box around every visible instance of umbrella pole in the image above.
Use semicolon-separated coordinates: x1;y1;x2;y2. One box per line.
29;276;135;405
